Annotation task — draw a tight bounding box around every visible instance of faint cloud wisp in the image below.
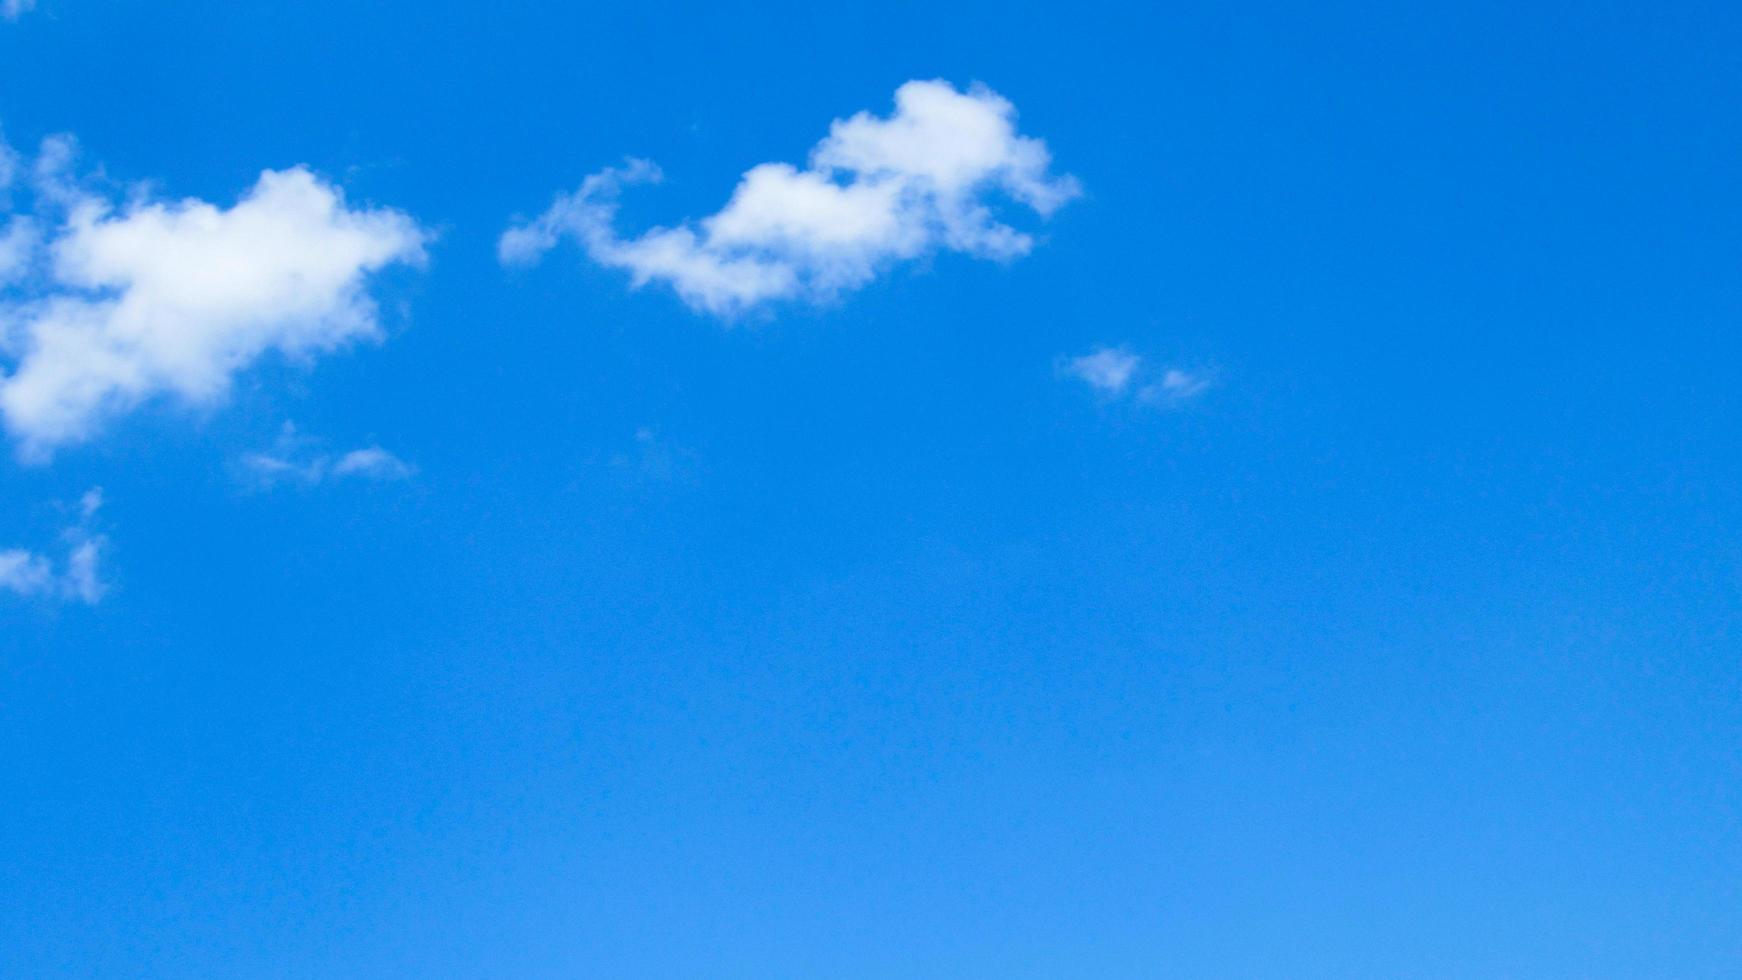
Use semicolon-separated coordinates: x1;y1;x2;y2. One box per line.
1062;345;1212;408
1064;346;1141;395
0;486;107;604
240;423;414;488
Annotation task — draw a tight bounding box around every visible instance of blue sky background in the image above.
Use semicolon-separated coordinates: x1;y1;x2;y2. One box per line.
3;0;1742;975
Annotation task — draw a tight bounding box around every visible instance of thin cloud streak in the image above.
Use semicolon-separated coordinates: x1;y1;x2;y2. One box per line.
240;424;414;488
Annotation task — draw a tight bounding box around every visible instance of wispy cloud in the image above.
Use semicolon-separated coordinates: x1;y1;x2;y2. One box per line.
1064;347;1142;394
1062;345;1213;407
0;130;429;459
607;426;697;486
1141;368;1212;405
239;423;414;487
329;447;414;481
502;79;1077;316
0;487;107;604
1;1;35;22
0;549;54;596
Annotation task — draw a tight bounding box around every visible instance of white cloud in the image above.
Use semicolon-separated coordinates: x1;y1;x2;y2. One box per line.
1064;346;1141;394
1142;368;1212;404
2;0;35;22
1064;346;1212;407
330;446;414;481
0;134;428;459
0;549;54;595
240;423;414;487
0;217;35;284
61;537;104;604
0;486;107;604
502;79;1077;316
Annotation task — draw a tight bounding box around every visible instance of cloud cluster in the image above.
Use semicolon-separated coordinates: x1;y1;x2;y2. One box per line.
0;487;106;604
239;423;414;487
1063;345;1212;406
501;80;1078;315
0;135;428;459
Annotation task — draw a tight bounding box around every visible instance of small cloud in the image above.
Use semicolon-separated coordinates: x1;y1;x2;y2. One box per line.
0;487;107;605
1139;368;1213;405
240;424;414;488
0;549;53;596
502;79;1077;316
62;537;104;604
2;0;35;22
331;447;414;481
239;451;309;484
1063;346;1213;407
1063;346;1141;394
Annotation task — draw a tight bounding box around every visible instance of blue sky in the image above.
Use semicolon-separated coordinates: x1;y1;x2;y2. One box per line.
2;0;1741;975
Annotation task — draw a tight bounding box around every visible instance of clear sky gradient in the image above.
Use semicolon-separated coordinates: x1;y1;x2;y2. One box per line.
3;1;1741;976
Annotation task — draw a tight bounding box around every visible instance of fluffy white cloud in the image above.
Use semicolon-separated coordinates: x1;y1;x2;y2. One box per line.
0;135;428;458
240;423;413;487
1064;346;1212;407
0;487;106;604
502;80;1078;315
2;1;35;22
